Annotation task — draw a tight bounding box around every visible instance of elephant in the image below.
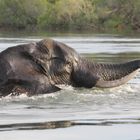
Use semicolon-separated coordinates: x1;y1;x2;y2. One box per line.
0;38;139;97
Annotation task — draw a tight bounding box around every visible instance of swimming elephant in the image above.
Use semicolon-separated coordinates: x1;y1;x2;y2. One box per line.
0;38;139;97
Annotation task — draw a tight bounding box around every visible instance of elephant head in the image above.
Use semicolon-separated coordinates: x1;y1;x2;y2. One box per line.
33;39;80;86
31;39;140;89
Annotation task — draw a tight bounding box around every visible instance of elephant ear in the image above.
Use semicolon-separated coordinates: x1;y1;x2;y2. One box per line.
20;50;48;76
41;84;61;94
19;51;61;94
35;59;49;76
32;60;62;94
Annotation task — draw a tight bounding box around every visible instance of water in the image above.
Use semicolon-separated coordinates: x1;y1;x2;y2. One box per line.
0;35;140;140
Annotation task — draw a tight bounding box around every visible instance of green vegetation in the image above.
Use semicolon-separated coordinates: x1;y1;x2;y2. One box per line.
0;0;140;33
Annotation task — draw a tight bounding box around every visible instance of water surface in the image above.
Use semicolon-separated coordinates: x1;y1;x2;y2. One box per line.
0;35;140;140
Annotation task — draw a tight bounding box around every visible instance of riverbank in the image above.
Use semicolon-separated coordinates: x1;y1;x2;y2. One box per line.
0;27;140;39
0;0;140;35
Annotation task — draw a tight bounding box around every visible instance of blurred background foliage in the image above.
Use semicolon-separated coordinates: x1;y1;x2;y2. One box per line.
0;0;139;33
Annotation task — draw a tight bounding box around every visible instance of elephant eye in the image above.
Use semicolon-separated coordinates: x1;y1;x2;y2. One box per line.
66;61;71;65
66;61;73;69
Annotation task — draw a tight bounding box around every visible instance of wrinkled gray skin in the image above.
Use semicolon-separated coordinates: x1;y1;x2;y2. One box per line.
0;38;139;97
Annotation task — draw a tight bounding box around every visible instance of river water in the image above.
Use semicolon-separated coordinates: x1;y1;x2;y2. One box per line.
0;34;140;140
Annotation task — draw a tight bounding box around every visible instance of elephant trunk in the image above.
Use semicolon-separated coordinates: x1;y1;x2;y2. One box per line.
71;58;140;88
